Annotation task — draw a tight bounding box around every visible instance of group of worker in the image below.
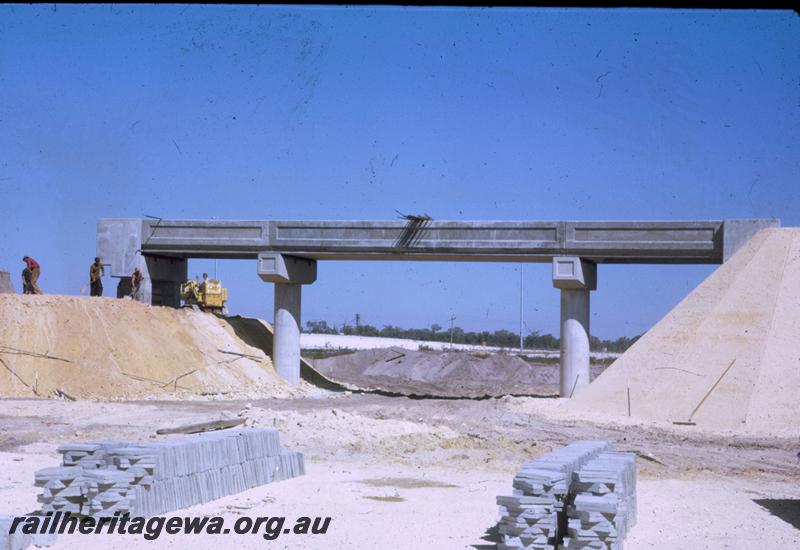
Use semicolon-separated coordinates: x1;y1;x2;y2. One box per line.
89;258;144;299
21;256;144;300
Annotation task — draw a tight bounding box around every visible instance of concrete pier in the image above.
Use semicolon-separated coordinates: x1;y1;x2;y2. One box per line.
553;257;597;398
273;284;302;385
258;253;317;385
560;289;591;397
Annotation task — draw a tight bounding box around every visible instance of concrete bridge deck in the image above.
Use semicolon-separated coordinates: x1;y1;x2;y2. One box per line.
101;218;777;264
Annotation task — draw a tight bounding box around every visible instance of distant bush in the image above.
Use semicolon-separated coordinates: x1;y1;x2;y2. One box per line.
303;320;338;335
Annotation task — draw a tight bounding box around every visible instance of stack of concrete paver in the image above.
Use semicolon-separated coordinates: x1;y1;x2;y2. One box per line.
496;440;612;550
34;428;304;518
59;440;127;469
561;451;637;550
34;466;86;515
82;469;138;517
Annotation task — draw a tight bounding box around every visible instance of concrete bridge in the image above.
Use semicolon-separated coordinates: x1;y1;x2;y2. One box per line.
97;218;778;397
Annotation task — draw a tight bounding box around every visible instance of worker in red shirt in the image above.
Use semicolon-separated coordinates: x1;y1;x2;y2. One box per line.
22;256;42;294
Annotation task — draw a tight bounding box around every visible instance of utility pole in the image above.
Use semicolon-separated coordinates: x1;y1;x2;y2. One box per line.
448;316;456;350
519;264;524;354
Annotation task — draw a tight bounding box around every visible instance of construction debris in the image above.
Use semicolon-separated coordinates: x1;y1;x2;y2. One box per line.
674;358;737;426
52;388;76;402
155;418;246;435
0;346;72;363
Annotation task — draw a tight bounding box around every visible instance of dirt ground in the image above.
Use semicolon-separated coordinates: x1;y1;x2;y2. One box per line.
311;347;607;397
1;392;798;549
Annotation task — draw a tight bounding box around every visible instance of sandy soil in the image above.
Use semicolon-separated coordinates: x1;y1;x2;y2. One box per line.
313;348;606;397
572;228;800;433
0;295;300;400
1;393;798;549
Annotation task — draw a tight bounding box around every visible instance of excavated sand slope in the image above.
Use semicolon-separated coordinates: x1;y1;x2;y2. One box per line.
313;347;606;397
0;295;298;399
569;228;799;433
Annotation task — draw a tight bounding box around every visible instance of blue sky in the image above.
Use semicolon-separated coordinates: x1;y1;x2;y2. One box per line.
1;6;798;339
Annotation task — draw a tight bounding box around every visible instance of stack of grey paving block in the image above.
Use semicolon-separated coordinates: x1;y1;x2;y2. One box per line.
58;440;130;468
82;469;137;517
561;451;637;550
34;428;304;519
0;516;56;550
497;441;637;550
34;466;86;515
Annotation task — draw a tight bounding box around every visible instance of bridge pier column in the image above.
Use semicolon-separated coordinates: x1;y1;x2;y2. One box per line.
552;257;597;398
274;283;302;385
559;289;590;397
258;253;317;386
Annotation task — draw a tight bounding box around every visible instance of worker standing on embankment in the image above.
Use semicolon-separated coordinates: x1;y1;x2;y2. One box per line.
22;256;42;294
131;267;143;301
21;267;32;294
89;257;104;297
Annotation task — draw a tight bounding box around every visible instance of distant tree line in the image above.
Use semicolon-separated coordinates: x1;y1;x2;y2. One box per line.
303;320;640;353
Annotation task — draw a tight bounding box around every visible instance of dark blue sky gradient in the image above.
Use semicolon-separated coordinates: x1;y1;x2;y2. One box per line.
1;6;798;338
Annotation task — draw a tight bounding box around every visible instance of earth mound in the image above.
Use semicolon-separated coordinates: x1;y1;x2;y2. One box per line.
0;294;299;400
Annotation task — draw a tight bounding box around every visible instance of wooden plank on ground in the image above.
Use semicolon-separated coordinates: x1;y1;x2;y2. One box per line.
155;418;245;435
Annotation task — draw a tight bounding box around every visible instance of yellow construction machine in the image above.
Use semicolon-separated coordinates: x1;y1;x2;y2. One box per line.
180;277;228;314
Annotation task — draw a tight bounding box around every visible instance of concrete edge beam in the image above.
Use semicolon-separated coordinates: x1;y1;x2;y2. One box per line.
96;217;780;264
